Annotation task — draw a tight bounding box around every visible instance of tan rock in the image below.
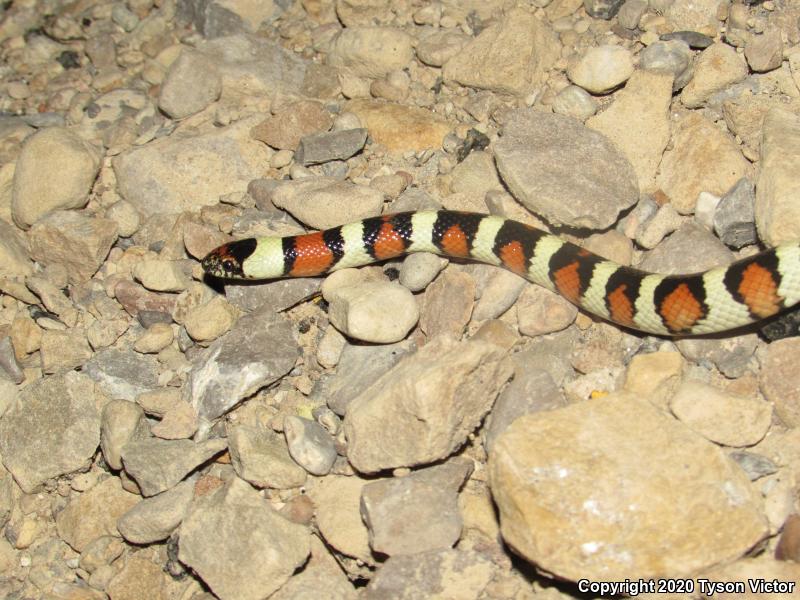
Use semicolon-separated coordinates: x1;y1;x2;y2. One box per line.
346;99;452;153
184;295;237;342
106;556;168;600
443;8;559;96
623;350;684;409
344;337;512;473
310;475;373;563
420;270;476;339
760;337;800;427
669;380;772;447
587;70;672;191
681;43;748;108
11;127;101;229
328;27;413;78
656;112;751;214
489;393;767;580
755;108;800;246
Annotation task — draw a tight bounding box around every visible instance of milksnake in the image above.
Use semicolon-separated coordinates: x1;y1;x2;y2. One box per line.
201;210;800;336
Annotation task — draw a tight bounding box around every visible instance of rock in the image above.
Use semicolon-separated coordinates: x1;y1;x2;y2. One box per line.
270;177;383;229
755;108;800;246
114;280;178;318
0;337;22;384
656;112;751;214
269;557;358;599
587;70;672;190
442;8;559;97
56;477;140;552
105;200;140;238
399;252;449;292
638;222;733;274
228;425;307;489
484;368;566;451
775;514;800;562
181;0;282;38
159;49;221;119
315;339;414;416
39;329;92;374
666;0;725;35
449;151;503;204
132;259;190;292
28;211;118;284
105;556;168;600
471;269;526;322
361;459;472;556
327;281;419;343
11;127;101;229
328;27;413;78
224;277;322;314
745;29;783;73
639;40;693;90
295;128;368;165
187;308;299;424
670;380;772;447
516;284;578;337
114;115;271;217
311;475;372;562
635;203;683;249
681;43;748;108
117;480;194;544
623;350;684;409
416;30;470;68
675;334;758;379
316;326;346;368
584;0;625;19
250;100;333;151
121;437;227;496
284;416;337;476
100;400;147;471
84;348;159;401
183;295;237;342
151;400;198;440
495;110;638;229
133;323;174;354
552;84;598;121
0;372;101;493
617;0;647;29
699;556;800;599
567;45;634;94
343;337;512;473
714;178;757;248
346;99;452;153
178;478;310;600
363;548;495;600
0;220;32;278
489;393;767;580
420;270;475;339
760;337;800;428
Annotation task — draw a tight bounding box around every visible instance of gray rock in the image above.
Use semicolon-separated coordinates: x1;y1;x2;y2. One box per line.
100;399;148;471
117;479;195;544
84;348;159;401
484;368;566;452
315;340;414;416
159;49;222;119
0;337;23;384
617;0;647;29
729;451;778;481
675;334;758;379
228;424;307;489
363;548;495;599
361;459;472;556
494;110;638;229
284;416;337;476
639;40;693;91
295;128;368;166
121;437;227;496
661;30;714;49
0;372;101;493
187;308;300;425
178;0;285;38
224;278;321;314
638;222;734;274
178;478;310;600
583;0;625;19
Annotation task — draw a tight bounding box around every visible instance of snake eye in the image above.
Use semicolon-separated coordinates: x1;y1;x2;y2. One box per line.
222;259;235;273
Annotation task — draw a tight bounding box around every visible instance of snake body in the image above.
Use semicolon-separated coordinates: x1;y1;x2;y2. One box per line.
202;210;800;336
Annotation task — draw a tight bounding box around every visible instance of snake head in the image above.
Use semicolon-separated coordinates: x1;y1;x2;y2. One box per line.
201;238;257;279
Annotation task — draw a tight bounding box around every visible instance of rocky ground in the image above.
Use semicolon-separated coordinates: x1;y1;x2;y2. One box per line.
0;0;799;598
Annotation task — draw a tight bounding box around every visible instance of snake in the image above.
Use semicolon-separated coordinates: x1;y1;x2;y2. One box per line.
201;210;800;336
